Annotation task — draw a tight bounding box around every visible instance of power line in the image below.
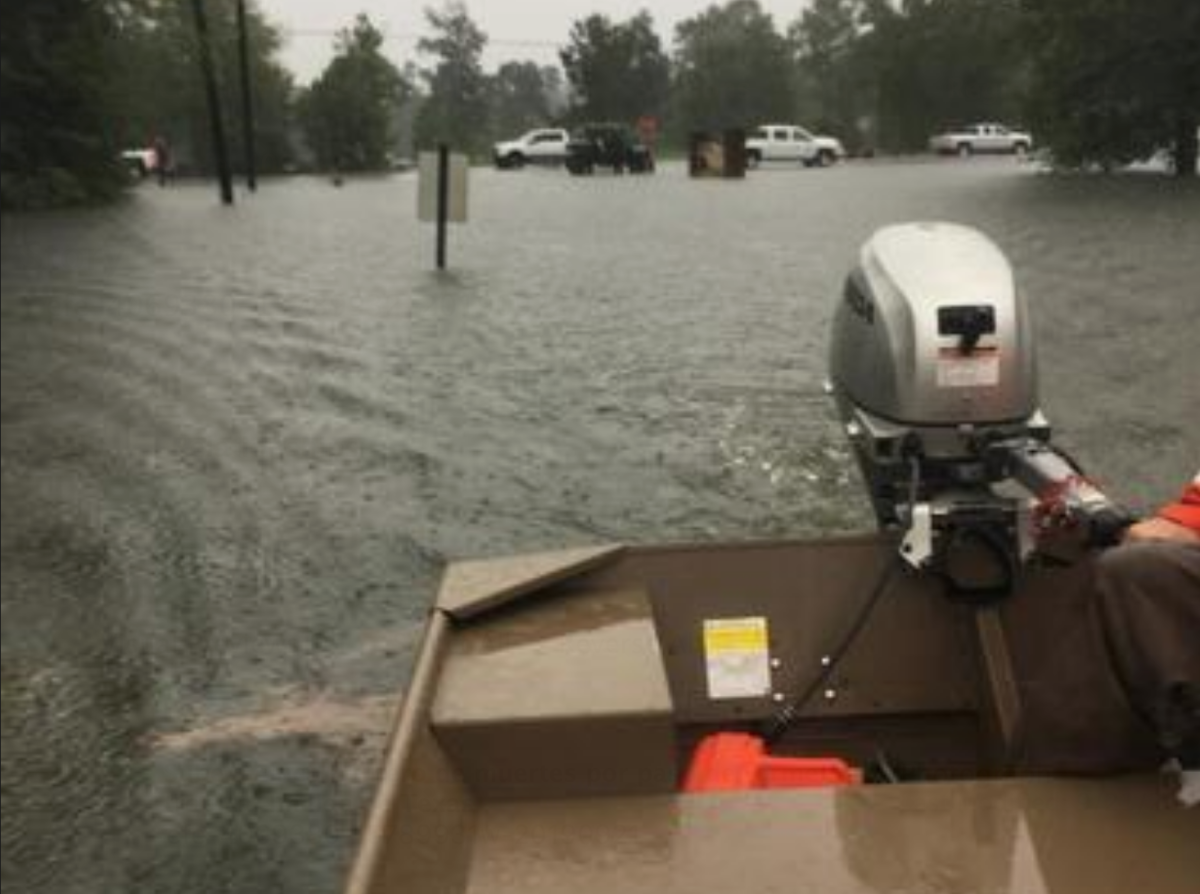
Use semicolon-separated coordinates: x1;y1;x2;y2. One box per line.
282;27;561;49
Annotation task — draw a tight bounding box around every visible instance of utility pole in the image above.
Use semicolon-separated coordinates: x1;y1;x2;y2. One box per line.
235;0;257;192
189;0;234;205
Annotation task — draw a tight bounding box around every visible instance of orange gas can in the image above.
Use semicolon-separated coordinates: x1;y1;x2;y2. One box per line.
683;732;860;792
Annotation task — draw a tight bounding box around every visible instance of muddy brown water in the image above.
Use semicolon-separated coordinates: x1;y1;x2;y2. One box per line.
2;160;1198;893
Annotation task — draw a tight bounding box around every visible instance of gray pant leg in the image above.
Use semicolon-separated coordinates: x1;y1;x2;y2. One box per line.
1094;542;1200;765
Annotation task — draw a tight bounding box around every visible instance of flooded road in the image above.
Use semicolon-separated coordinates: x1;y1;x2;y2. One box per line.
2;160;1198;893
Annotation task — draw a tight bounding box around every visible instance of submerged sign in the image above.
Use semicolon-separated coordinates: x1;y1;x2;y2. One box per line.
417;151;468;223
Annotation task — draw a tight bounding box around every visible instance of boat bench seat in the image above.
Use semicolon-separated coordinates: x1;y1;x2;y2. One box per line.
430;587;677;801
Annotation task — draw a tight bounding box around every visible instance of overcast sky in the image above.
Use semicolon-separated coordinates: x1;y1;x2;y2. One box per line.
258;1;813;83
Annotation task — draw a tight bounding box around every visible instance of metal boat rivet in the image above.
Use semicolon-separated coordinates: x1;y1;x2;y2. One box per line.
823;688;838;701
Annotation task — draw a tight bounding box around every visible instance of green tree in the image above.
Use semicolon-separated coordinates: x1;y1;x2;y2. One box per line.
1;0;127;208
541;65;568;117
789;0;877;150
489;62;554;139
559;12;670;123
415;1;489;156
672;0;796;134
299;15;409;171
111;0;296;176
1022;0;1199;176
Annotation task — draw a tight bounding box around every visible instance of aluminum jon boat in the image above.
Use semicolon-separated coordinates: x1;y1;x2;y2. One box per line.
342;537;1195;894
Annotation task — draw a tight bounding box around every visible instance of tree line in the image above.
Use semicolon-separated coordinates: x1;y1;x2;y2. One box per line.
2;0;1196;208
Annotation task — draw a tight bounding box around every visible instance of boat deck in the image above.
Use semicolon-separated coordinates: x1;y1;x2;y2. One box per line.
466;777;1196;894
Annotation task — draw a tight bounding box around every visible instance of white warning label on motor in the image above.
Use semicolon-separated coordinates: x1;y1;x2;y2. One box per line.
936;349;1000;388
703;616;771;700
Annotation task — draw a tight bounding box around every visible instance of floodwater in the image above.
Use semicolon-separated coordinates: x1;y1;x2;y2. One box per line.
2;160;1198;893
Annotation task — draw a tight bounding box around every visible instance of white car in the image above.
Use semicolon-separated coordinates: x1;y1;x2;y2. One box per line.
929;123;1033;156
492;128;570;169
121;148;157;177
745;124;846;167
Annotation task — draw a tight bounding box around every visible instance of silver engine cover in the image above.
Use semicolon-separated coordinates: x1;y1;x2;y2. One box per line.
830;222;1037;427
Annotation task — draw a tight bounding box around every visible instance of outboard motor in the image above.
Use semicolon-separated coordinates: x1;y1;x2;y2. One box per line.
829;222;1131;597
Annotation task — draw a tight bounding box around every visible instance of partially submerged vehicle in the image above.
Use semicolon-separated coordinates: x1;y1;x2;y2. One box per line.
746;123;846;167
492;128;570;170
120;147;158;178
929;122;1033;156
564;123;655;175
344;224;1195;894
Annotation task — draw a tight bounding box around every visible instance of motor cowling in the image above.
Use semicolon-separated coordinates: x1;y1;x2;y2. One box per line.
830;221;1037;430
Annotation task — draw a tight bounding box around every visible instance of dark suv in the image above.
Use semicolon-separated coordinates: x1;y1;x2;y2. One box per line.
564;124;655;175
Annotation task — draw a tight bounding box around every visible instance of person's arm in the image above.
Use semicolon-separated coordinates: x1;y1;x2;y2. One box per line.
1125;477;1200;543
1159;480;1200;532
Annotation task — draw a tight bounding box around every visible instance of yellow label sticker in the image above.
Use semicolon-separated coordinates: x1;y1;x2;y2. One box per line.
703;617;771;699
704;619;769;653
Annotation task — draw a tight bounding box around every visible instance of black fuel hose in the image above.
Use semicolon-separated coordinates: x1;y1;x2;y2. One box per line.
762;557;900;744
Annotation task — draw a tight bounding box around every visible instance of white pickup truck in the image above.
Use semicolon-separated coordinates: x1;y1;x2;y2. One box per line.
492;128;570;169
745;124;846;168
929;123;1033;156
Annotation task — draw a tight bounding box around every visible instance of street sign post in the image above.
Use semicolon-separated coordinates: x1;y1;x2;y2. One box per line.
418;144;468;270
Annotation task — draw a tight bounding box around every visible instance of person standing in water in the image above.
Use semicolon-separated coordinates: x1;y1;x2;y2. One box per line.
151;135;171;187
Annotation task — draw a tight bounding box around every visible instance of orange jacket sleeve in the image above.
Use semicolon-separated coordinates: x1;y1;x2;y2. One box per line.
1157;480;1200;534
